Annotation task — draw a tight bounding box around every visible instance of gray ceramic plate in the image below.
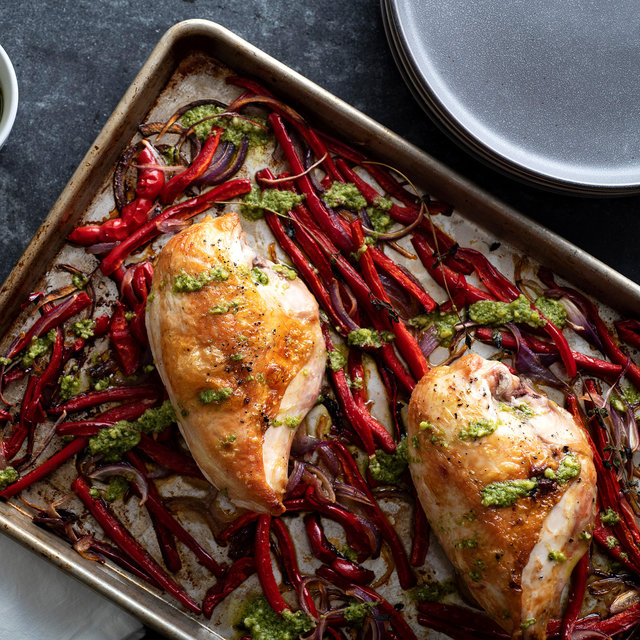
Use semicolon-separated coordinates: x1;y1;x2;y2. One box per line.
384;0;640;195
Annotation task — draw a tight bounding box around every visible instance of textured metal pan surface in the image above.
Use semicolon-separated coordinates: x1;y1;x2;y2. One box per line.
0;18;640;640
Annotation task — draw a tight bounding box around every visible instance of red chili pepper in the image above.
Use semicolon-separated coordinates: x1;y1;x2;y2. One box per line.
615;318;640;349
412;233;491;305
96;397;159;422
285;498;374;561
56;421;113;436
100;178;251;276
7;292;91;359
72;476;201;614
330;557;375;586
136;433;204;479
475;327;623;378
160;128;221;205
152;517;182;574
410;497;430;567
560;551;589;640
203;556;255;618
369;247;436;312
254;515;290;615
416;601;509;640
330;442;416;589
352;220;429;381
271;518;318;615
51;384;160;415
217;511;260;544
109;303;141;376
5;375;37;460
126;452;225;577
268;113;352;252
0;437;88;499
347;349;396;453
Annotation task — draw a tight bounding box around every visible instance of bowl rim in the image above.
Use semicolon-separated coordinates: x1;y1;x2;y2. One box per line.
0;44;18;149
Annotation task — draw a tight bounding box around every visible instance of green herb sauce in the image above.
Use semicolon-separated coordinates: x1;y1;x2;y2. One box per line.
409;311;459;346
240;595;313;640
327;349;347;372
368;436;408;484
469;295;544;328
21;330;57;368
534;297;567;329
173;267;229;293
458;419;498;440
0;466;18;490
347;328;393;349
72;319;95;340
322;182;367;211
240;186;305;221
198;387;233;404
59;374;82;401
481;478;538;507
601;507;622;526
343;601;376;627
548;550;566;562
104;476;130;502
250;267;269;286
181;104;271;147
273;264;297;280
411;579;456;603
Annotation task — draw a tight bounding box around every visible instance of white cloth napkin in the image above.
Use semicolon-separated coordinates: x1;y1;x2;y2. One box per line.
0;533;144;640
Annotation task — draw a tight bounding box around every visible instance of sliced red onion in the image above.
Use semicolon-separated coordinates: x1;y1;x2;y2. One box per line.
334;482;374;507
214;136;249;185
379;273;419;321
329;281;360;332
89;463;149;506
315;441;340;475
285;460;305;497
572;630;616;640
545;290;604;351
418;325;440;358
73;535;102;562
304;148;325;194
505;323;567;389
290;430;320;457
609;588;640;614
354;513;382;558
156;217;190;235
86;242;118;255
18;412;67;472
193;141;234;185
303;463;336;503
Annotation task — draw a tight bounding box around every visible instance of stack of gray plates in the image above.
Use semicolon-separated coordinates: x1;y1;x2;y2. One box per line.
382;0;640;195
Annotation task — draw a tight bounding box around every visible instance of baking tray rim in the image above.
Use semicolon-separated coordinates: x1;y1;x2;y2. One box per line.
1;17;640;640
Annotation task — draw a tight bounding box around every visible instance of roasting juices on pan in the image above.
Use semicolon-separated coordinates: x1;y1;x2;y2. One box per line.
146;212;325;514
408;354;597;639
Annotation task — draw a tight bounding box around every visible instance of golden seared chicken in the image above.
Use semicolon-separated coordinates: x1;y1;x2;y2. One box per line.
147;213;325;515
408;354;596;639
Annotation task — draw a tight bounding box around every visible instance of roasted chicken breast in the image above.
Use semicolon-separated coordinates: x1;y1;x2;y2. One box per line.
147;213;325;515
408;354;596;639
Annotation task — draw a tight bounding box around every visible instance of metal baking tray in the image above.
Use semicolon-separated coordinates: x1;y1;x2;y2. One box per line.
1;18;640;640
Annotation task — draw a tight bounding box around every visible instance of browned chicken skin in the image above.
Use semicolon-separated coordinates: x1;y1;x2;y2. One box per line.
146;213;325;514
408;354;596;639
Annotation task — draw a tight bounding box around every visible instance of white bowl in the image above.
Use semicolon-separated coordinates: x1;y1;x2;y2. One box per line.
0;44;18;150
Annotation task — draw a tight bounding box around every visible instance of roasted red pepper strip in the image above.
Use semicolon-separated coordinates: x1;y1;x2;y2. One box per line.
370;247;436;312
285;498;374;561
268;113;352;252
615;318;640;348
271;518;318;615
0;437;88;499
352;220;429;380
100;178;251;276
56;421;113;436
560;551;589;640
50;384;160;415
72;476;201;614
347;349;396;453
475;327;623;378
7;292;91;360
412;233;491;305
330;442;416;589
217;511;260;544
136;433;204;479
254;515;290;615
410;496;430;567
69;146;165;245
96;397;159;422
109;303;141;376
127;452;225;576
160;128;221;205
203;557;256;618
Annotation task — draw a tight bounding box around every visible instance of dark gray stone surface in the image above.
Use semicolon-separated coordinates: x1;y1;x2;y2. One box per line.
0;2;638;638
